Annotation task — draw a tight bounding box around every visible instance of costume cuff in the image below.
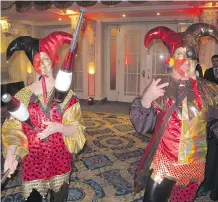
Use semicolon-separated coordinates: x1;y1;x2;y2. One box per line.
63;124;86;154
62;102;86;154
2;119;29;159
131;97;152;112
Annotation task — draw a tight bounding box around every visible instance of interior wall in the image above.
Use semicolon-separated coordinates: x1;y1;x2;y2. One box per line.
95;21;105;100
1;34;15;82
101;23;106;99
1;23;34;85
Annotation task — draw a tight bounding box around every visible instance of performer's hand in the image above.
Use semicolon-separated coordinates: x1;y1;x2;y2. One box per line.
4;154;18;178
141;78;169;108
37;121;63;140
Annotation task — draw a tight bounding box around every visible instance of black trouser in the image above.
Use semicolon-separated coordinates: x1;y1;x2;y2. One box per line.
201;138;218;200
26;183;69;202
143;177;176;202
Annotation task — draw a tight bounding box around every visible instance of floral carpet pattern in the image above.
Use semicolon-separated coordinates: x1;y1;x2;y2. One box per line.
1;111;217;202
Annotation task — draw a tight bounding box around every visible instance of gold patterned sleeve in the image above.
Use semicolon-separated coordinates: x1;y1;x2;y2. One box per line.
2;87;31;159
2;118;29;159
62;102;86;154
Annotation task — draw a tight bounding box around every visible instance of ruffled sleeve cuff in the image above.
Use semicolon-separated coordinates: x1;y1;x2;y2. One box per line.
2;118;29;159
130;97;157;134
62;102;86;154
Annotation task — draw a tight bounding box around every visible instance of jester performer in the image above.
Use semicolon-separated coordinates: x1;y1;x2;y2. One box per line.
130;23;218;202
2;32;86;202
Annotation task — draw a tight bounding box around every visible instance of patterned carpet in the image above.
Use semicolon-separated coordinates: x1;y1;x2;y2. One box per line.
1;111;217;202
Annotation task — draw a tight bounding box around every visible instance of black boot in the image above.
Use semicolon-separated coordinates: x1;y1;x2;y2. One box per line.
50;183;69;202
143;177;176;202
26;189;42;202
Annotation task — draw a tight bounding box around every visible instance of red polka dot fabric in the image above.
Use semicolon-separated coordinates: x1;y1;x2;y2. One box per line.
21;97;77;182
152;151;205;186
169;182;200;202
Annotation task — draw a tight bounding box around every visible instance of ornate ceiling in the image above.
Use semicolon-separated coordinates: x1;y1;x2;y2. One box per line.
1;1;217;26
1;1;152;12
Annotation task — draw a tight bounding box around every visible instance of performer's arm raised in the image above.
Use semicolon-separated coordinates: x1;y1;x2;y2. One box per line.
130;78;169;134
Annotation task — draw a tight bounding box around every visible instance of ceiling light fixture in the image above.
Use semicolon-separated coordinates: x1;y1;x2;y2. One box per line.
122;14;126;17
157;12;160;16
66;10;77;15
0;19;11;33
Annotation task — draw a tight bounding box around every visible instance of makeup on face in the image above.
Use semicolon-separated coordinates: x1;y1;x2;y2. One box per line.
173;48;197;78
33;52;52;76
40;52;52;75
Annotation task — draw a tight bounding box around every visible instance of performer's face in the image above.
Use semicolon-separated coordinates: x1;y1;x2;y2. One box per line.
33;52;52;75
173;47;196;78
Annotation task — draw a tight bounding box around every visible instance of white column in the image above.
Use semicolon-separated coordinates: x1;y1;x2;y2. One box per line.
83;20;95;99
80;33;87;99
199;10;218;73
95;20;104;100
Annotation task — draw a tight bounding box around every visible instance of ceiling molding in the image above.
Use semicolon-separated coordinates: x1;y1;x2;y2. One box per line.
8;15;195;26
8;20;71;27
84;4;192;13
2;2;217;27
101;16;194;23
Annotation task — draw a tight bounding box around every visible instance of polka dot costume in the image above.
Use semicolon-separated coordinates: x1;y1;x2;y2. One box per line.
169;182;200;202
21;97;77;182
152;151;205;186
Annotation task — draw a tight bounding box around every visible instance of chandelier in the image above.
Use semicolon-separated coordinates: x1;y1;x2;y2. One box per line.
0;20;11;33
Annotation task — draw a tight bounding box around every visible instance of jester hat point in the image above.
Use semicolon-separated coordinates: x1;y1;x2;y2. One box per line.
7;31;73;65
144;23;218;59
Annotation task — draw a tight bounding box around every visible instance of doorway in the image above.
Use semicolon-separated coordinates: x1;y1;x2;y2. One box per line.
105;23;177;102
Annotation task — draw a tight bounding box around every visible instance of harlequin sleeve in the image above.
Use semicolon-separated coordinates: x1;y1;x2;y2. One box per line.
130;97;157;134
2;118;29;159
62;101;86;154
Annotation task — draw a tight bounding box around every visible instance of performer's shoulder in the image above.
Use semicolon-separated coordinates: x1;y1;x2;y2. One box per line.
14;87;32;107
205;67;213;73
68;89;79;101
60;89;79;108
197;77;218;92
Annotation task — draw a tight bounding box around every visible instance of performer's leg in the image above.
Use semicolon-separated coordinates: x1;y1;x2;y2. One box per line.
203;139;217;190
197;138;217;198
169;182;200;202
25;189;42;202
50;183;69;202
143;177;176;202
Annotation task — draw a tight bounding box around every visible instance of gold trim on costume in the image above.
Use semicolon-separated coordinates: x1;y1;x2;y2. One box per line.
15;87;32;108
38;88;54;108
60;90;75;110
22;171;70;199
